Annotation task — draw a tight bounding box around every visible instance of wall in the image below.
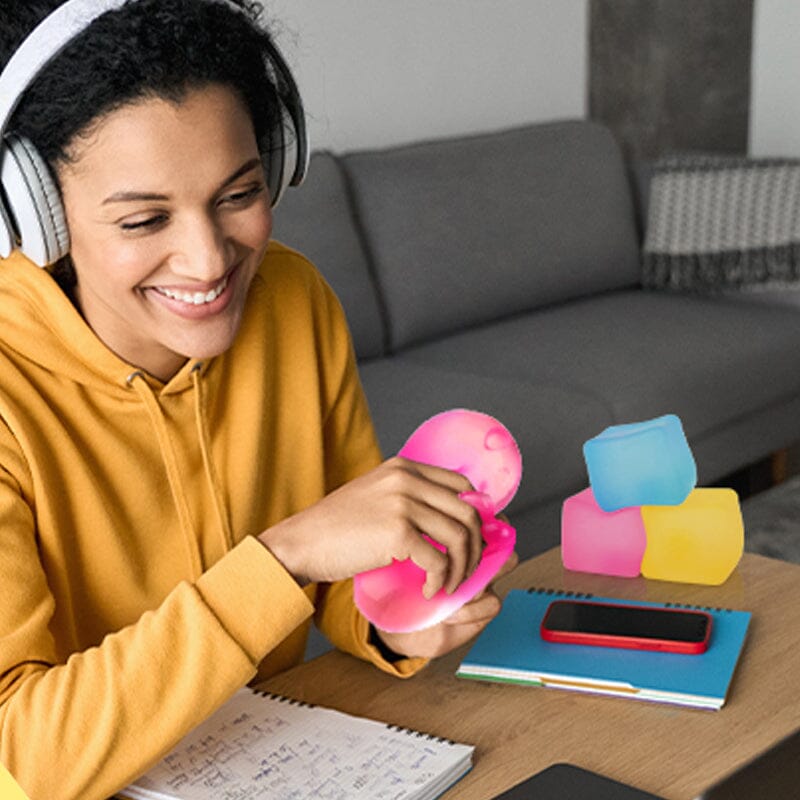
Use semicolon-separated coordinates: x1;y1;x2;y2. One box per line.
749;0;800;158
266;0;588;153
267;1;800;162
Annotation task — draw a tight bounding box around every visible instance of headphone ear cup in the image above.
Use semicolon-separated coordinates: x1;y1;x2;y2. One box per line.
264;103;289;208
264;113;283;208
0;181;15;259
260;37;308;207
265;103;304;208
1;134;69;267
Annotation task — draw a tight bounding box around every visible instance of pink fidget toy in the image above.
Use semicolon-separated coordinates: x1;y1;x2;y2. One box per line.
353;408;522;633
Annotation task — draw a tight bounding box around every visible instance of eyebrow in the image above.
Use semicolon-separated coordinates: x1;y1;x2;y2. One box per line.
101;157;263;205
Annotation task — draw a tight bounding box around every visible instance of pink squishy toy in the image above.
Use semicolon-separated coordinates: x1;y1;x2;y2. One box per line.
353;409;521;633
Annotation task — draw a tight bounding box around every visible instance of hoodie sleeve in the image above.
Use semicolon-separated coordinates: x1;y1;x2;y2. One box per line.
0;428;314;800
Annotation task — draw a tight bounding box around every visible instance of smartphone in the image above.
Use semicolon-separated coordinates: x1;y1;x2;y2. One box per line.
540;599;712;654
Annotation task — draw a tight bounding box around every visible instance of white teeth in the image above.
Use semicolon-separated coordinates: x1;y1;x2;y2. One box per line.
156;275;228;305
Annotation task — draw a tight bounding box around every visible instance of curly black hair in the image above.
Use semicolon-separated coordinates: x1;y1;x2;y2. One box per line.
0;0;285;173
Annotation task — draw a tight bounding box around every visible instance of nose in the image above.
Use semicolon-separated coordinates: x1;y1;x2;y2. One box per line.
170;213;234;281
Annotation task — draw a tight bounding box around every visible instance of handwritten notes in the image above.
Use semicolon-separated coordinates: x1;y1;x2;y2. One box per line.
121;689;473;800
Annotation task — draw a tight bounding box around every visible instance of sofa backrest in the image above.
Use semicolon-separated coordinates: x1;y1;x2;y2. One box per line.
271;152;386;359
342;119;642;350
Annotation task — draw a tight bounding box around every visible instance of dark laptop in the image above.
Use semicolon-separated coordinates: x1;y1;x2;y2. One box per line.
491;764;665;799
492;730;800;800
698;728;800;800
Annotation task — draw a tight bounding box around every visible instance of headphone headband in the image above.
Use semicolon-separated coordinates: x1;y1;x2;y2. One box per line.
0;0;129;141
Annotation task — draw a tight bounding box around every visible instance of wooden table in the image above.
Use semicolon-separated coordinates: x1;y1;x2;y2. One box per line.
261;549;800;799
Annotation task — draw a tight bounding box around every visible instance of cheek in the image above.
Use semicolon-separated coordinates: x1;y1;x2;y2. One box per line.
61;194;148;285
69;228;160;293
238;200;273;249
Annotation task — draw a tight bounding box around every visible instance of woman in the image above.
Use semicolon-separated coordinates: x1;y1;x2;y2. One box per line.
0;1;517;797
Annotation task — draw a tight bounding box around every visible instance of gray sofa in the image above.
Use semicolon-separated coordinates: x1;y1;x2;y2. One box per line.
272;119;800;561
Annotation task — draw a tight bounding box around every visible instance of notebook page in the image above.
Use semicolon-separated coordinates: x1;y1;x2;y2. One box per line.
123;688;473;800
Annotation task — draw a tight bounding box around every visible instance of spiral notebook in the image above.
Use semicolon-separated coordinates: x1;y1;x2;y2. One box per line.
457;588;751;710
118;687;473;800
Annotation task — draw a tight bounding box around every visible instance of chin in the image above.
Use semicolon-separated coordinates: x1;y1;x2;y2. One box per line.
182;338;237;362
175;316;245;362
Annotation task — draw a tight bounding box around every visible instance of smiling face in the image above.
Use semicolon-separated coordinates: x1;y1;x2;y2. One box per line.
57;83;273;382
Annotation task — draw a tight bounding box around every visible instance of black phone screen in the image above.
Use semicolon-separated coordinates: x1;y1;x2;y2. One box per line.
542;600;710;643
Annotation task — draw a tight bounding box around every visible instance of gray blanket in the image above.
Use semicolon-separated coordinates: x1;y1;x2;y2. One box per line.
643;155;800;290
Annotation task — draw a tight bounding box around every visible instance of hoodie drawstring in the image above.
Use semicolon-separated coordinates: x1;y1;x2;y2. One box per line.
126;367;231;577
190;363;234;550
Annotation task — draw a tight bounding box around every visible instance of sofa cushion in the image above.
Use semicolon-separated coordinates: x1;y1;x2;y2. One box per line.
400;289;800;483
343;120;641;350
358;357;613;518
271;152;385;359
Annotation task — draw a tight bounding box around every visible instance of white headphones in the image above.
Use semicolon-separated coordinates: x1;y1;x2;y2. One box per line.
0;0;309;267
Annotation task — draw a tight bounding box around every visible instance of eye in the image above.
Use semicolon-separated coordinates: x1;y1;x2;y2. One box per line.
221;185;265;205
120;214;168;232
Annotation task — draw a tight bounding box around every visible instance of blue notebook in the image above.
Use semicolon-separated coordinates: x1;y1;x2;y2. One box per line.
457;588;751;709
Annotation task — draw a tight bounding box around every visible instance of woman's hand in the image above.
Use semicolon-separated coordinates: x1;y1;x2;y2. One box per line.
257;457;484;598
373;550;519;659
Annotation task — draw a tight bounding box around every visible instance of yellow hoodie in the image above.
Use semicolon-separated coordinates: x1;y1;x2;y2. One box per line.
0;241;426;800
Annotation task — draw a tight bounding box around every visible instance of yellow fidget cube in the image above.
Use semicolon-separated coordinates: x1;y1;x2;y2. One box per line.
640;488;744;585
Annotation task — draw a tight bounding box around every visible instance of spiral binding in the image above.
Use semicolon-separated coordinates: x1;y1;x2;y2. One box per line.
253;689;316;708
663;602;732;613
385;723;456;746
526;586;594;599
253;690;456;744
524;586;732;613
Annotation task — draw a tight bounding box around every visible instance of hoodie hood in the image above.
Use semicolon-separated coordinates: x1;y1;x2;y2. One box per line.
0;250;202;395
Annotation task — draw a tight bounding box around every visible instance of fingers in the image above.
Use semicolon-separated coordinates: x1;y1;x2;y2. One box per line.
385;458;483;595
396;457;475;495
442;551;519;624
403;495;483;594
443;590;502;626
404;533;451;599
375;587;509;659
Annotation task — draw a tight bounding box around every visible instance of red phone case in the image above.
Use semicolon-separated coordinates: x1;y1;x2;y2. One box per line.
540;601;712;655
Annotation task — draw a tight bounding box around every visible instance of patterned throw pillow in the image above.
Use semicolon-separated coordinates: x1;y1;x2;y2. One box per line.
642;155;800;290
